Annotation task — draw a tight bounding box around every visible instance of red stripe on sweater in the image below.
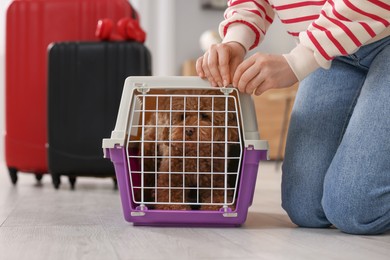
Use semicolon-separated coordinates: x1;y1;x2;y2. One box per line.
281;14;320;24
245;9;267;32
246;9;262;17
321;10;362;47
359;23;377;38
344;0;389;27
288;31;300;37
312;22;348;55
223;20;261;50
327;0;350;21
307;31;333;60
230;0;274;23
328;0;378;37
368;0;390;11
273;1;326;11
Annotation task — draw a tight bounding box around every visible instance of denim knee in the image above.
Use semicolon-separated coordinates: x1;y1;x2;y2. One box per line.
281;193;331;228
322;189;389;235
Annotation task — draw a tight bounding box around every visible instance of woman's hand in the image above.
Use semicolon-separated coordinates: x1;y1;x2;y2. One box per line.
233;52;298;95
196;42;246;87
197;43;298;95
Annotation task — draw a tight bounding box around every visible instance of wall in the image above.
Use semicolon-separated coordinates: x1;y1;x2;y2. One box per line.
174;0;296;75
0;0;295;163
132;0;295;76
174;1;227;75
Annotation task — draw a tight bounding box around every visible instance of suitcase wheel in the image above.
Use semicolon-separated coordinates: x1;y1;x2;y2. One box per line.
8;167;18;185
113;178;118;190
35;174;43;183
68;176;76;190
52;174;61;189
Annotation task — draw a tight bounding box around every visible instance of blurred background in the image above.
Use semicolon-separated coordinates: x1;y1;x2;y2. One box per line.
0;0;295;164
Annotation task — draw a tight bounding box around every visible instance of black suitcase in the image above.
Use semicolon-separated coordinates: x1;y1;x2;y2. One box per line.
48;41;152;189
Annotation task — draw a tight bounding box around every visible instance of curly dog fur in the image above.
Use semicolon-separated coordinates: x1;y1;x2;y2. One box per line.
140;89;240;211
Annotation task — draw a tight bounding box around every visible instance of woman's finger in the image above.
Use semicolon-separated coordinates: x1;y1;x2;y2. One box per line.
208;45;223;87
196;56;205;78
217;45;232;87
234;59;258;93
202;52;217;87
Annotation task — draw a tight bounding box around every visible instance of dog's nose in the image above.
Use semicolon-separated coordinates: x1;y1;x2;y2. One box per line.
185;129;194;136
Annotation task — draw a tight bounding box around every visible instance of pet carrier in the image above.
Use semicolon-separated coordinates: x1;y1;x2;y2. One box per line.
103;76;269;226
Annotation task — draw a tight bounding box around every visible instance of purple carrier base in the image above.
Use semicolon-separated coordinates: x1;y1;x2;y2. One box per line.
105;145;267;227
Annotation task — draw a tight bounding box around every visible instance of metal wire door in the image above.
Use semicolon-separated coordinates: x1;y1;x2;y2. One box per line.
126;88;243;211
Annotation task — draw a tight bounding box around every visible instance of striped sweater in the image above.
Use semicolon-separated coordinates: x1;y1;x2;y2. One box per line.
220;0;390;81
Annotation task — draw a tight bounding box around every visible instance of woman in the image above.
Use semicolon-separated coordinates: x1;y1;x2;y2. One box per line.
196;0;390;235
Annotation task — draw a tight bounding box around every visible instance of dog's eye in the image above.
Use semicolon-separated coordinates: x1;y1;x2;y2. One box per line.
180;114;185;121
201;113;209;120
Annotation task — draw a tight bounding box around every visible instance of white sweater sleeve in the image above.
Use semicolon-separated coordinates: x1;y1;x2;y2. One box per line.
285;0;390;80
219;0;390;81
219;0;275;52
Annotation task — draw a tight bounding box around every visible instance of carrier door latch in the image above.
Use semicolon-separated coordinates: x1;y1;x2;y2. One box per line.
220;87;234;95
134;82;149;94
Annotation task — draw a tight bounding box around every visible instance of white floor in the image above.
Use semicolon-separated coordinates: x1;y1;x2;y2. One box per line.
0;161;389;260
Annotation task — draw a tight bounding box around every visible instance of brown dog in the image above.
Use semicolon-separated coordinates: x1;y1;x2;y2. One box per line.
141;89;240;210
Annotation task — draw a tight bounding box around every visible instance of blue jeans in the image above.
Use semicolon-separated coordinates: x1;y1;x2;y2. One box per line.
282;36;390;235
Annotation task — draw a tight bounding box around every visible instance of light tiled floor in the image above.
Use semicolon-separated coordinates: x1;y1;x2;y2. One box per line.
0;161;389;260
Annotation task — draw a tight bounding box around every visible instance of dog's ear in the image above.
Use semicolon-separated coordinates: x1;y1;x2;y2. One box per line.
157;95;172;110
228;127;239;142
228;111;237;123
157;127;169;142
156;115;170;143
143;128;156;157
227;110;239;142
141;122;158;181
143;112;157;153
